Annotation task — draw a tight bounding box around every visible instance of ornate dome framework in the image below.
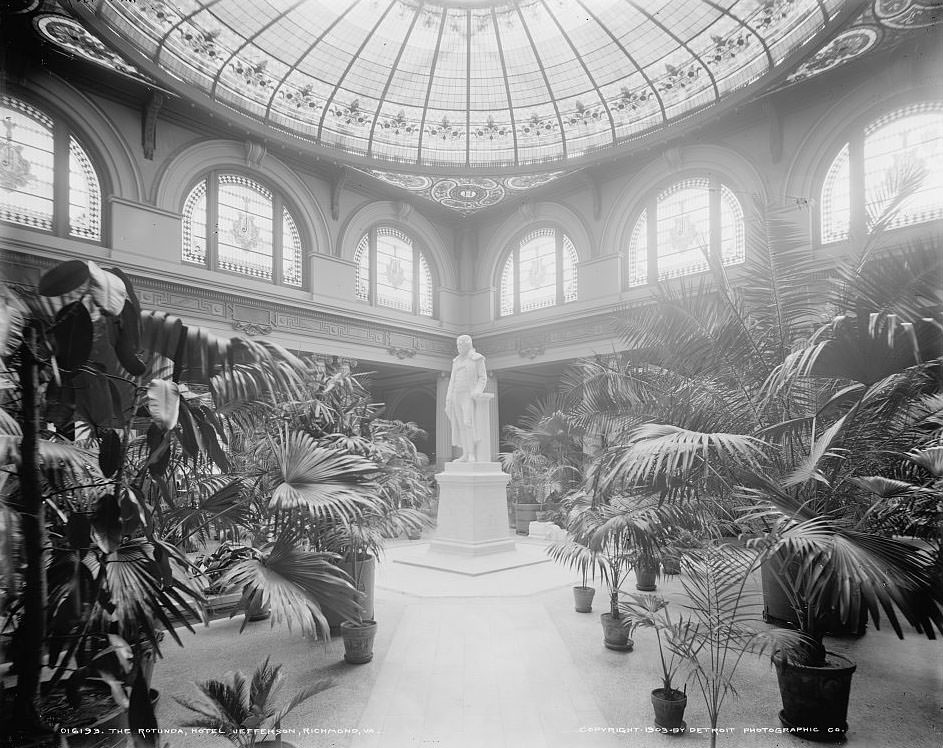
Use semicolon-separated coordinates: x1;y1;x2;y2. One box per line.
72;0;850;172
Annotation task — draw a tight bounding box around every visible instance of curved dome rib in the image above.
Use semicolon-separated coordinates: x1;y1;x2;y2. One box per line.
625;0;720;103
514;2;568;160
366;4;424;158
262;1;361;123
316;3;394;145
574;0;668;128
541;0;617;147
488;7;520;166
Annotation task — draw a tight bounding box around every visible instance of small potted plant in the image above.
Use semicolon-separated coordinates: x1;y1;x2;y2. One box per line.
547;536;606;614
620;593;689;733
176;657;330;746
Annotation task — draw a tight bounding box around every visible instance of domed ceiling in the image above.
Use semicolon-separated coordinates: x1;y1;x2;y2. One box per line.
74;0;850;172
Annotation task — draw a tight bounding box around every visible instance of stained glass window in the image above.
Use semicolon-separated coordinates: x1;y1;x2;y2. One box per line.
68;137;101;240
181;172;306;287
864;105;943;230
355;226;435;317
820;103;943;244
626;209;648;288
498;226;578;316
626;177;745;287
182;180;207;265
0;95;101;240
821;143;850;244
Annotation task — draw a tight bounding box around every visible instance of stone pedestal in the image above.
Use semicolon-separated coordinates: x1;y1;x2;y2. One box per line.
429;461;514;556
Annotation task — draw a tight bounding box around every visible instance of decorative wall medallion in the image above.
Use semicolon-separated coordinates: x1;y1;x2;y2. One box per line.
518;339;546;359
873;0;943;28
34;14;151;82
359;169;565;214
786;26;881;84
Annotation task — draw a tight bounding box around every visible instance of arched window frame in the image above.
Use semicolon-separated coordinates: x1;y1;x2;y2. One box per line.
0;93;105;243
818;101;943;245
624;175;745;288
497;225;579;317
181;170;306;288
354;224;436;318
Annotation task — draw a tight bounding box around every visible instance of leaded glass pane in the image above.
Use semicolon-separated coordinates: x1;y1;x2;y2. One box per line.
500;253;514;317
217;174;274;281
375;227;414;313
719;185;745;267
656;179;710;280
864;104;943;231
562;234;578;303
0;96;54;231
68;136;101;240
418;251;433;317
518;228;557;313
182;180;207;265
281;207;303;287
626;210;648;287
821;142;850;244
355;233;370;301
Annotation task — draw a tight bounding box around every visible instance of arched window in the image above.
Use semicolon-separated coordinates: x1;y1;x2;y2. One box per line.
182;173;304;287
354;226;434;317
821;102;943;244
626;177;744;287
498;227;578;317
0;94;101;241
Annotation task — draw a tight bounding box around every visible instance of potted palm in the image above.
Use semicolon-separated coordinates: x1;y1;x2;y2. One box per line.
619;593;689;733
176;657;330;747
0;259;306;740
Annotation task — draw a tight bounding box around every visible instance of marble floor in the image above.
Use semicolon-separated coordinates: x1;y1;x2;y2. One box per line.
152;531;943;748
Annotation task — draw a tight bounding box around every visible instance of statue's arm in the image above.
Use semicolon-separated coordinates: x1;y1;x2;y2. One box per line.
473;357;487;395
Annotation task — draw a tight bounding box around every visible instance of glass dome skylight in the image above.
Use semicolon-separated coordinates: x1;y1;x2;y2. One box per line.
77;0;846;170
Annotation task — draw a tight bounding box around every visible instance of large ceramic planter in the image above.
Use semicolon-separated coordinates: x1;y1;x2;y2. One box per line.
635;561;657;591
661;554;681;575
773;651;856;742
651;688;687;734
573;585;595;613
324;555;376;630
600;612;633;651
762;556;866;635
514;503;539;535
340;619;378;664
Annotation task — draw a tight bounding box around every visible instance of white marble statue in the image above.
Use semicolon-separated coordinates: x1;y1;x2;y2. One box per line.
445;334;490;462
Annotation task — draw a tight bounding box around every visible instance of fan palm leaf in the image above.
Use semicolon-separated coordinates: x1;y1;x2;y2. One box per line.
218;537;362;638
268;429;378;521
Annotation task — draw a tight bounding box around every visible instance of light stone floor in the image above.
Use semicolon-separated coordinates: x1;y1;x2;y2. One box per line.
152;531;943;748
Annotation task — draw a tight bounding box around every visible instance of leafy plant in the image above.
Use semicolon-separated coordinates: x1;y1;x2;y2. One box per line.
663;547;805;747
176;657;330;747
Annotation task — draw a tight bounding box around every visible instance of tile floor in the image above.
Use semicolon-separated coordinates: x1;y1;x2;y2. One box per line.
152;531;943;748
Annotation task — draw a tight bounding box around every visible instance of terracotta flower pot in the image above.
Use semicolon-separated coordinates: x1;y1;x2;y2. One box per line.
340;619;378;664
573;585;595;613
600;612;633;651
651;688;687;733
773;651;856;742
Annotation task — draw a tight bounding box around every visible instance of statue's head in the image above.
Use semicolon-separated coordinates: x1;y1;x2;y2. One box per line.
457;334;473;354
